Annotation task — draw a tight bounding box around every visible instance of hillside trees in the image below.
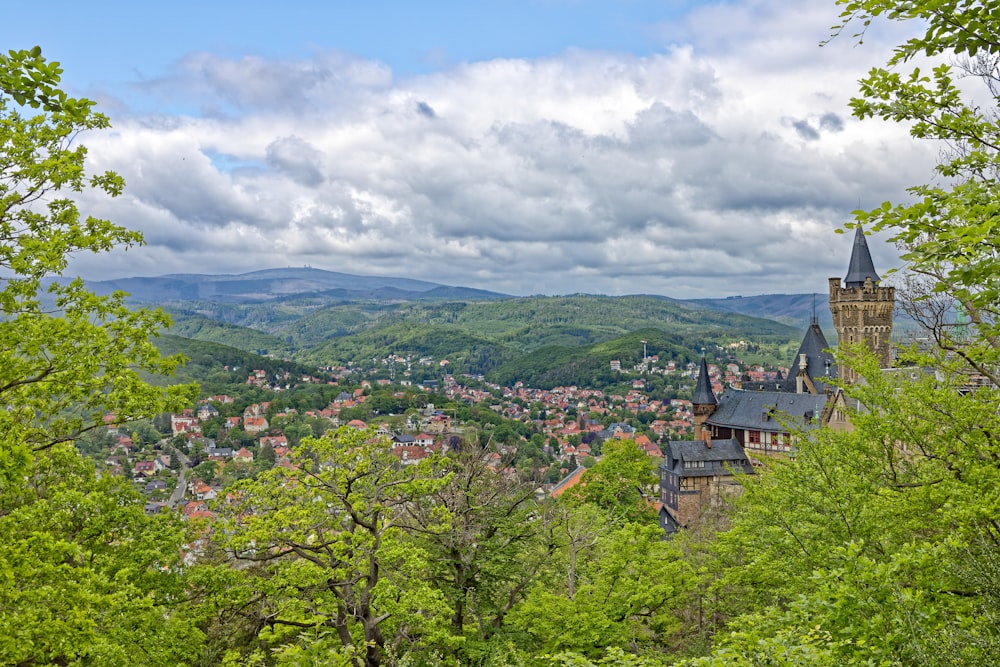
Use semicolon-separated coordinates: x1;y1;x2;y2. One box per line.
0;48;200;664
564;439;659;525
401;443;554;662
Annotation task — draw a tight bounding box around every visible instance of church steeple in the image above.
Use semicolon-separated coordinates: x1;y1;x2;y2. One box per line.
829;227;895;382
844;226;881;288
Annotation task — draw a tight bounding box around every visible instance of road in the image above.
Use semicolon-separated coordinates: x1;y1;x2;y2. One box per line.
167;445;191;508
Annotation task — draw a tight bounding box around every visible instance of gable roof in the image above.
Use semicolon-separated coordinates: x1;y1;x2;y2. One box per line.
706;388;826;432
549;466;587;497
663;438;754;477
845;226;881;287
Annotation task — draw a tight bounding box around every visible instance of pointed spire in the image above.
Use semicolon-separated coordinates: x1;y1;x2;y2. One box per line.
692;357;717;406
844;226;880;288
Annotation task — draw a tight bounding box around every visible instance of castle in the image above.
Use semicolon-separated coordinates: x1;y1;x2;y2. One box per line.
659;228;895;532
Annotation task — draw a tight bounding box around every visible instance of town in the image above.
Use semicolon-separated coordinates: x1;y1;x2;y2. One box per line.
94;349;789;518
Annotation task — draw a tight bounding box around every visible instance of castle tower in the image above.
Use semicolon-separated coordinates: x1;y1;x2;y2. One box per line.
692;357;717;442
828;227;895;383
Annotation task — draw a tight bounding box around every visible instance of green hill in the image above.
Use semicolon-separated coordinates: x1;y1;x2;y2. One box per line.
151;334;313;393
147;294;805;391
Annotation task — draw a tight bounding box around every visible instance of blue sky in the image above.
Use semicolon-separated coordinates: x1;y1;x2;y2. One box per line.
1;0;927;297
12;1;698;107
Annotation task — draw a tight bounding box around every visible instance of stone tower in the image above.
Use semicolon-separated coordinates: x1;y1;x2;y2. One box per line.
691;357;717;442
828;227;895;383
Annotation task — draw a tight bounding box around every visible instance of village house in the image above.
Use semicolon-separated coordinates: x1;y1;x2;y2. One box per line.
243;416;269;434
196;403;219;421
234;447;254;464
171;414;200;437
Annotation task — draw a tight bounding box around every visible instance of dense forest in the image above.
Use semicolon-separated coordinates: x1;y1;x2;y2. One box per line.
3;2;1000;665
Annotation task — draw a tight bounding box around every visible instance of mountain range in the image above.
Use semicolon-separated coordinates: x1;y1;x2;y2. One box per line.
76;267;830;329
69;268;861;387
74;267;509;304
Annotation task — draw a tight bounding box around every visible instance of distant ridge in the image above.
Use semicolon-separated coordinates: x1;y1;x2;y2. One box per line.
65;267;512;304
688;293;834;331
57;268;849;331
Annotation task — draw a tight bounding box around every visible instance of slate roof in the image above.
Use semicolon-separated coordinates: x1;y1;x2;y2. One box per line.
845;226;881;288
790;322;837;393
743;323;836;394
692;358;717;405
663;438;754;477
705;388;826;432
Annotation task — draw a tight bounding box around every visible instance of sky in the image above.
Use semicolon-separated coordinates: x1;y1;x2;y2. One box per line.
2;0;932;298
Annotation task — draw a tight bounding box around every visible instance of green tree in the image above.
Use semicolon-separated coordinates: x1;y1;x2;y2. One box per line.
0;47;194;481
691;354;1000;664
213;427;452;667
564;439;658;524
193;459;219;484
833;0;1000;378
506;508;692;664
0;447;204;666
0;48;200;665
402;443;552;662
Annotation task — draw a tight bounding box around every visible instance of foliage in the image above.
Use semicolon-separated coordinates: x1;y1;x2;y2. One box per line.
564;439;659;525
832;0;1000;381
506;510;692;664
152;334;314;389
402;443;550;662
0;47;200;664
166;311;293;357
688;349;1000;664
213;427;453;667
0;445;203;666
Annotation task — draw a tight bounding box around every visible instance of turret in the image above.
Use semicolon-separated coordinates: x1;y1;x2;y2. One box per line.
828;227;895;382
692;357;717;443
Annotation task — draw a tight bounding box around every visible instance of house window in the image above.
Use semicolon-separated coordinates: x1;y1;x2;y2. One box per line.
748;430;761;445
683;460;705;469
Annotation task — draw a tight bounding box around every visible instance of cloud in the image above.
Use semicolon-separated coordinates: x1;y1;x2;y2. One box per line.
819;112;844;132
71;0;931;298
266;136;326;187
415;101;436;118
791;119;821;141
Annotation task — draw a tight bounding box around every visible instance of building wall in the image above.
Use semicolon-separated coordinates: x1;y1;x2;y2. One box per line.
829;277;895;383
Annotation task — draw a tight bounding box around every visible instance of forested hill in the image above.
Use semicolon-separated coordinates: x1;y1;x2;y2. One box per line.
154;293;804;389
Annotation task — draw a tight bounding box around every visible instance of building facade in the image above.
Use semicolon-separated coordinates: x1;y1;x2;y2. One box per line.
660;228;894;531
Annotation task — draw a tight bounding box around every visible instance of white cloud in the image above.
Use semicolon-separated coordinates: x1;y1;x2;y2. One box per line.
68;0;933;298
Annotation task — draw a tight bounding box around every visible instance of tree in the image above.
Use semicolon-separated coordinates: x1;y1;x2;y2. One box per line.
401;442;552;662
0;48;194;471
257;441;276;470
564;439;658;524
832;0;1000;379
0;48;201;665
506;507;693;663
683;352;1000;665
0;446;205;666
213;427;452;667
